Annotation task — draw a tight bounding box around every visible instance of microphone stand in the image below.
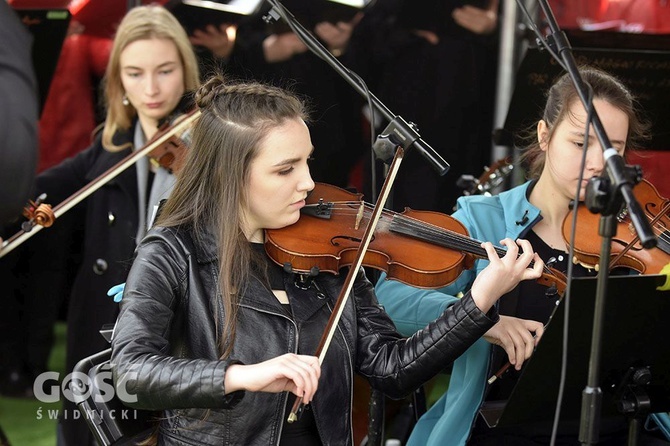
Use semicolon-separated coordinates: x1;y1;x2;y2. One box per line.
262;0;450;176
534;1;658;444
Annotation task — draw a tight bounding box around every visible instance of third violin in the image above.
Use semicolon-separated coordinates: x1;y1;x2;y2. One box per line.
563;179;670;274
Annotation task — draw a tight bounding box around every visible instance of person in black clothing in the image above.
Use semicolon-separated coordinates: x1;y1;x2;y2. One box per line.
227;0;367;189
0;0;40;400
1;6;200;446
109;75;547;445
0;1;38;226
352;0;500;213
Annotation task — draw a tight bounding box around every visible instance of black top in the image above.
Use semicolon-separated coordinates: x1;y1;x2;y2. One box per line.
250;243;322;445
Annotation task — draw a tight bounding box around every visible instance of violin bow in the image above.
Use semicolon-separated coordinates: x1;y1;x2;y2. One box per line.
287;146;405;423
0;110;200;259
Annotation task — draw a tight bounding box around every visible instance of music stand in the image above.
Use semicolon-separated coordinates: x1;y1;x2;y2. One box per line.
479;274;670;442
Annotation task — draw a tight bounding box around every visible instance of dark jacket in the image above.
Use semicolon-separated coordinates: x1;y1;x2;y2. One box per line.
0;1;38;224
35;130;139;371
37;128;139;446
112;224;499;445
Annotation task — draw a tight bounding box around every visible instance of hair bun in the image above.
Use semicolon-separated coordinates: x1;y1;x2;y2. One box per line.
195;75;226;109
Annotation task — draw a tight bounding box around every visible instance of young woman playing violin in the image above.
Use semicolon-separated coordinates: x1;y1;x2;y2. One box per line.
375;66;667;445
0;5;200;445
108;75;547;446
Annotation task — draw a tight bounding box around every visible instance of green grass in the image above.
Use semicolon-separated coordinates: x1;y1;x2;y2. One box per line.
0;322;66;446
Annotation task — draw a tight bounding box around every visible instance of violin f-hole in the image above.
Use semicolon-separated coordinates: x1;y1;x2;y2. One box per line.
331;235;375;246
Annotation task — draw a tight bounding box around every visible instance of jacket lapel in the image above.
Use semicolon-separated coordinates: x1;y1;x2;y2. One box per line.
285;277;331;323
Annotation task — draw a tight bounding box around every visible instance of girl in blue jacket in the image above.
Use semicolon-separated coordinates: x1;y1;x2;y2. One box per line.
376;66;655;445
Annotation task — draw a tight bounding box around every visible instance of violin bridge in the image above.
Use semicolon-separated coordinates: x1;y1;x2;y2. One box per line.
354;202;364;230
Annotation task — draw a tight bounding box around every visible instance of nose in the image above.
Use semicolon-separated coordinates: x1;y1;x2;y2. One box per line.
298;167;315;193
585;144;605;175
144;74;159;96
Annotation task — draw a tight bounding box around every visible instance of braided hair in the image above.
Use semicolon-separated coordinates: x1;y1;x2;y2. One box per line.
157;76;309;356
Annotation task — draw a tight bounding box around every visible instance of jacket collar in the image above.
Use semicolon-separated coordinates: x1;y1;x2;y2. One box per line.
192;226;219;264
237;273;331;321
497;180;543;239
191;228;331;320
283;276;331;322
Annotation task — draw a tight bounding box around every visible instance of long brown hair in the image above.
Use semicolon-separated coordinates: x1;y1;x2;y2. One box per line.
101;5;200;152
520;66;651;179
156;76;308;356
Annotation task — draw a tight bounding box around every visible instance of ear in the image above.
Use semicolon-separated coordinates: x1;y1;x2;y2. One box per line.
537;120;549;152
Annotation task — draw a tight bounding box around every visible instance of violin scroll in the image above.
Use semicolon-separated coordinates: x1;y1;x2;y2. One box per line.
21;193;54;232
146;110;196;174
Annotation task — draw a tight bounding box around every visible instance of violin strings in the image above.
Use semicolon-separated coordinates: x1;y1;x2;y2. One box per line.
623;205;670;247
327;207;670;249
323;202;551;274
323;200;670;262
322;202;488;255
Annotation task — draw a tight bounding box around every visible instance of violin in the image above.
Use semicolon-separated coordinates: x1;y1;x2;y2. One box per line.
265;182;567;293
563;179;670;274
0;109;200;259
146;111;194;174
490;180;670;386
268;182;566;419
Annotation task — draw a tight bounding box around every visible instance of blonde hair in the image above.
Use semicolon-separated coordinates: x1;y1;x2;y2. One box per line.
102;5;200;151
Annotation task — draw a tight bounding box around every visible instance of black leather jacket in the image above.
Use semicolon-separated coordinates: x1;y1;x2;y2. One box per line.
111;225;498;445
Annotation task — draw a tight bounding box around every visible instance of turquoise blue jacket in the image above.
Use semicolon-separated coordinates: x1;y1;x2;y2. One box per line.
376;181;541;446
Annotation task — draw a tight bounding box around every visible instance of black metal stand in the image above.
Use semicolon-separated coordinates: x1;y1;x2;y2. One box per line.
615;366;653;446
578;211;617;444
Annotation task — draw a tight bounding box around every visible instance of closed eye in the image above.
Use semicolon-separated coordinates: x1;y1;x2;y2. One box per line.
278;166;294;176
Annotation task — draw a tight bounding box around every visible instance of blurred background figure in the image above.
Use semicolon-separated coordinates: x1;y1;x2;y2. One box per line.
229;0;369;189
350;0;500;213
1;0;135;404
0;0;40;400
0;1;39;227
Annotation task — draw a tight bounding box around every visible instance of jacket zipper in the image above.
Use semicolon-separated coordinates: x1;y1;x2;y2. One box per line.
326;300;355;446
238;289;299;446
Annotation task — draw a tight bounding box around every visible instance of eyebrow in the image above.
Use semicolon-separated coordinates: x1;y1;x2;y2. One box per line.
272;147;314;167
569;131;625;147
123;61;179;70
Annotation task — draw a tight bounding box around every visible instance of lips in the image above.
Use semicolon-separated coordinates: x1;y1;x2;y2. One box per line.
145;102;163;109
